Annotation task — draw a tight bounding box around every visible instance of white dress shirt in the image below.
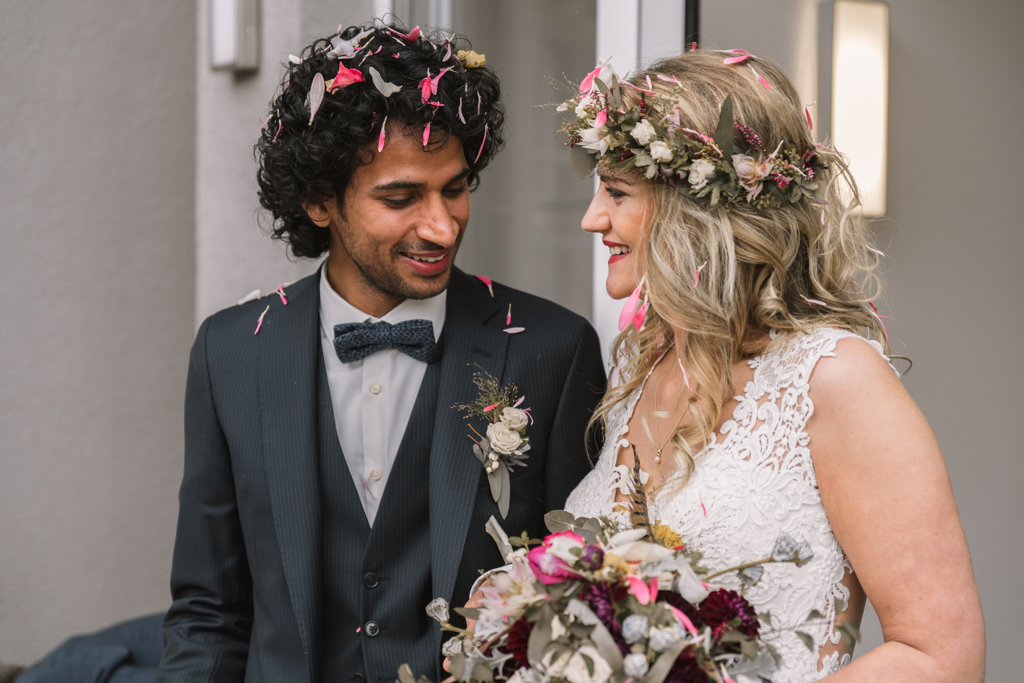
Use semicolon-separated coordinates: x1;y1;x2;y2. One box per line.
318;270;446;526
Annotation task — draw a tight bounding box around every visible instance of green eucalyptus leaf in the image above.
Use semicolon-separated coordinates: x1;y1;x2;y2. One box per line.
544;510;576;534
453;606;480;620
470;662;493;682
528;605;554;665
594;77;609;95
713;95;735;160
449;653;466;679
498;462;511;519
397;663;416;683
570;145;598;180
487;467;501;504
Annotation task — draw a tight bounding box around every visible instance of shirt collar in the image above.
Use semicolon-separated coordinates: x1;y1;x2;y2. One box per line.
319;267;447;343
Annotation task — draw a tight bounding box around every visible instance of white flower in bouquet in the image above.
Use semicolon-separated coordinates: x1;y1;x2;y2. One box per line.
688;158;716;190
673;563;710;604
500;407;529;433
621;614;649;644
649;140;673;163
631;118;657;145
486;421;523;455
623;653;650;678
540;648;572;677
564;645;613;683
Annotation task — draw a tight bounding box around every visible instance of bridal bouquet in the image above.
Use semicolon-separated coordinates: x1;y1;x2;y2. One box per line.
417;511;816;683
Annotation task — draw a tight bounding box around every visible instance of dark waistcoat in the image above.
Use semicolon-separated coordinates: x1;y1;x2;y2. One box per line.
318;352;442;683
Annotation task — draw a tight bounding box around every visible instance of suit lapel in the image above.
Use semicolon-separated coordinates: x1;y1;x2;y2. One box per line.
258;271;322;680
429;268;507;606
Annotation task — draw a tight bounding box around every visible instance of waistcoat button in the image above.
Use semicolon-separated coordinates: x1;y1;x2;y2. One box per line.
364;621;380;637
363;572;379;588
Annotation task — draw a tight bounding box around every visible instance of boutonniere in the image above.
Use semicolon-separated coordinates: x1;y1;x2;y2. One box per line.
455;372;533;519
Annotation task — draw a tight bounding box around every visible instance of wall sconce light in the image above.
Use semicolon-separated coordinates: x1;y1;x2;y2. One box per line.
831;0;889;216
211;0;259;71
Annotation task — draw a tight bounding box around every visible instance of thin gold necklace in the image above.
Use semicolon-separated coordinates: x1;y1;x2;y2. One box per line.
651;352;688;464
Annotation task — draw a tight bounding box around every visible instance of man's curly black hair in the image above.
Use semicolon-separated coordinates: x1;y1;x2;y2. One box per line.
255;23;506;259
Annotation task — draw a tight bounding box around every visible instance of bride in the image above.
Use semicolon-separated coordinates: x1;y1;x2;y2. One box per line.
559;51;984;681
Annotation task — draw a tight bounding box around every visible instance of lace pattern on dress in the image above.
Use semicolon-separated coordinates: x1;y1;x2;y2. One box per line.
565;328;895;683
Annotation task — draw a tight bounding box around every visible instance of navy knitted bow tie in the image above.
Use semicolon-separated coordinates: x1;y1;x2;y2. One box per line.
333;319;440;364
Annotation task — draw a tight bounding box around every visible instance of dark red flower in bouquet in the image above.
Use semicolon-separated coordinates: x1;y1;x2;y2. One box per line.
656;589;700;626
697;588;760;638
666;649;712;683
580;581;627;637
504;617;533;670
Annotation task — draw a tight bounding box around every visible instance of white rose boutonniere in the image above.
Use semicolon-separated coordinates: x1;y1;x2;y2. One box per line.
500;407;529;433
486;421;523;455
648;140;673;163
456;372;533;518
630;118;657;145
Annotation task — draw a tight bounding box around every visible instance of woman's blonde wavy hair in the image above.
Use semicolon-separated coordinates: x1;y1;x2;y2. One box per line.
588;50;887;489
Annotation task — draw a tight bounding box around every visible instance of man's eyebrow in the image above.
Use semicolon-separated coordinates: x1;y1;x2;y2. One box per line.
372;168;472;192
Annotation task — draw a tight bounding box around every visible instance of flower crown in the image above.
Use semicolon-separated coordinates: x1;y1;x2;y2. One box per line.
557;58;825;210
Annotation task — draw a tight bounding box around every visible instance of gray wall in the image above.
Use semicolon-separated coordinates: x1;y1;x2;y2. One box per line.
0;0;196;665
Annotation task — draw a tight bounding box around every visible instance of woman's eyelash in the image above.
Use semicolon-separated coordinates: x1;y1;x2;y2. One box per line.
605;185;627;198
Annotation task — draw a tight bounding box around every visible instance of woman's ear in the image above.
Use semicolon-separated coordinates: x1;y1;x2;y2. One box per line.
303;199;333;228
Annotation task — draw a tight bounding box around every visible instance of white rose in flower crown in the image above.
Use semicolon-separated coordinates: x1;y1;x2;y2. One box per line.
500;407;529;433
631;118;657;145
486;421;523;455
688;158;716;190
564;645;613;683
578;125;611;155
649;140;673;163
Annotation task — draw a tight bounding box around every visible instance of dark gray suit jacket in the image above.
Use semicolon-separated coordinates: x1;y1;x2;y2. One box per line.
156;267;605;683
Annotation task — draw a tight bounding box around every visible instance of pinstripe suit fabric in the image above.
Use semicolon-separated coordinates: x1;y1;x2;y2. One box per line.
156;267;606;683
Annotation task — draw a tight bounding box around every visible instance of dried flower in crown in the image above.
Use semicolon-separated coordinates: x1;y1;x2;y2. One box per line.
556;54;826;211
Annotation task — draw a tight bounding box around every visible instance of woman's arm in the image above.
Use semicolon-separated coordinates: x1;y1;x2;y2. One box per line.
806;337;985;682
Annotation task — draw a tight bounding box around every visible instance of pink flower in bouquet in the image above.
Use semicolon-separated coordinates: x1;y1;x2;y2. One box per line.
527;530;585;584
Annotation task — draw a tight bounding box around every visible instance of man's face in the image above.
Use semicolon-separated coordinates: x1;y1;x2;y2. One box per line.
310;129;471;316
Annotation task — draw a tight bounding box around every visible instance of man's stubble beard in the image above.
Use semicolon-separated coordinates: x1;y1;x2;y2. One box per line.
337;217;465;301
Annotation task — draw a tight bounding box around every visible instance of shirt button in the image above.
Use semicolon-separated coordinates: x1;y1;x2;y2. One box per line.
369;382;382;394
363;572;379;588
350;676;365;683
364;621;380;637
369;468;382;481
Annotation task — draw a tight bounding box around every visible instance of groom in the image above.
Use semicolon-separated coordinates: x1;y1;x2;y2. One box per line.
156;23;604;683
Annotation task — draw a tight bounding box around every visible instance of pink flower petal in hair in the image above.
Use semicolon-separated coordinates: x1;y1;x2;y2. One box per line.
503;327;525;334
328;66;364;92
378;115;388;152
657;74;683;87
506;304;512;326
419;69;433;103
752;67;771;90
254;305;270;335
594;109;607;127
723;48;752;65
805;107;814;130
457;97;466;124
422;123;431;147
475;123;488;163
622;81;655;95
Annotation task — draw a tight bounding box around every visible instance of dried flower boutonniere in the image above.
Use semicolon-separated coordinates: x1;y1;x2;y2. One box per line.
455;371;533;519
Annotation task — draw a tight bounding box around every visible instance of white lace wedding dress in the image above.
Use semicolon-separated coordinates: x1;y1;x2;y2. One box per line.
565;328;897;683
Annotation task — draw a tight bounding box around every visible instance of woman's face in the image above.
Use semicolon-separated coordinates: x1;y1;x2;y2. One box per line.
581;169;655;299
